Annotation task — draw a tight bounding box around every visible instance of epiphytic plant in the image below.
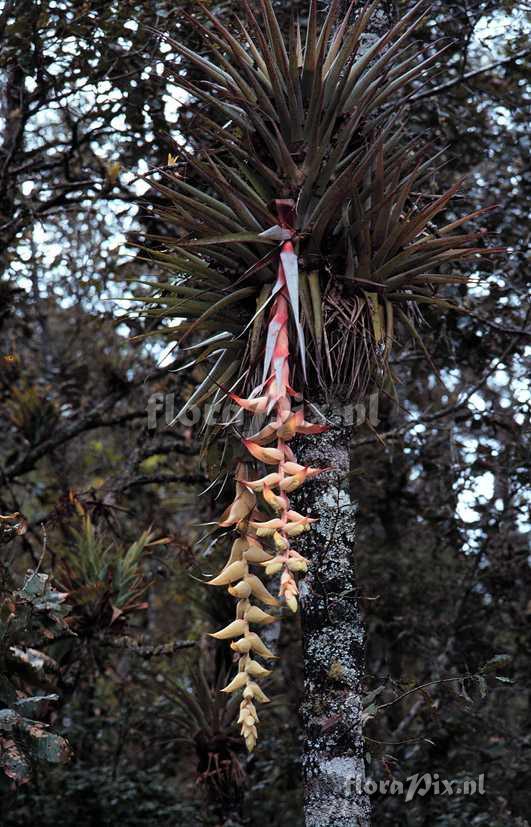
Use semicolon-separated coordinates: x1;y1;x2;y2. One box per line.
127;0;501;750
56;510;153;636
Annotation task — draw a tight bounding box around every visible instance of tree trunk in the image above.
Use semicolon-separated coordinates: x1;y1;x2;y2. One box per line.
290;4;393;821
296;413;370;827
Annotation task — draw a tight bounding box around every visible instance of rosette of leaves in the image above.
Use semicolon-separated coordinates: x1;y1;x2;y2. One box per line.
6;385;60;447
160;661;244;775
0;568;71;785
128;0;501;422
55;512;158;636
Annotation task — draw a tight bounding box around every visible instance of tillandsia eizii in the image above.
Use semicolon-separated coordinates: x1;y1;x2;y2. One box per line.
208;201;328;752
127;0;504;753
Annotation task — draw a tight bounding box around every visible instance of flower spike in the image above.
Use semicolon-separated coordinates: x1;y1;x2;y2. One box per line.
208;198;326;750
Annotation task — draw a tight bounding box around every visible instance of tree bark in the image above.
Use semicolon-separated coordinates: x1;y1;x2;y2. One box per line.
296;414;370;827
292;6;393;820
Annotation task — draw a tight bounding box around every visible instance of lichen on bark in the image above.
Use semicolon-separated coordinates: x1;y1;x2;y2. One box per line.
296;414;370;826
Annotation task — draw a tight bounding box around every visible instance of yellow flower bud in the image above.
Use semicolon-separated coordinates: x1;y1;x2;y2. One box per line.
284;522;305;537
246;632;277;659
245;659;272;678
221;672;248;693
238;700;257;724
245;734;256;752
244;605;277;625
243;546;273;563
287;558;308;573
207;560;247;586
210;619;247;639
231;637;252;653
262;484;286;513
286;594;298;613
264;561;283;576
245;574;280;606
228;580;252;598
241;472;281;491
248;700;258;715
272;531;289;551
251;518;283;536
247;682;270;703
221;538;247;569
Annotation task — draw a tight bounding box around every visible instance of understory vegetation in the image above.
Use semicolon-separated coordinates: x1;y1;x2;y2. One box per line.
0;1;529;825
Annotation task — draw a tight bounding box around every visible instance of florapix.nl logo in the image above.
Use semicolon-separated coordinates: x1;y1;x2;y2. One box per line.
146;390;380;432
347;772;486;802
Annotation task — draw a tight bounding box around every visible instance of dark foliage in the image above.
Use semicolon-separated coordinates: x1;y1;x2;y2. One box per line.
0;1;529;825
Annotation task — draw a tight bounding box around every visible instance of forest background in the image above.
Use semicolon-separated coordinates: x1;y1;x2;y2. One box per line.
0;0;529;824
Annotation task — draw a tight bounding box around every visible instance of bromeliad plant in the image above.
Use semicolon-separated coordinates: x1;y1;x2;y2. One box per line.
128;0;501;750
56;507;156;636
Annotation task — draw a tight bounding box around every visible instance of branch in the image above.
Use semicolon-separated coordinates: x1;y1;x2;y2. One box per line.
0;0;15;40
96;635;195;657
375;674;481;714
3;407;147;481
410;48;531;103
352;310;530;450
117;472;206;492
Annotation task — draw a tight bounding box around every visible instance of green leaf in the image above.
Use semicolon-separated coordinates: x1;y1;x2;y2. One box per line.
364;291;385;344
193;286;256;322
178;231;275;247
308;270;323;350
249;283;273;366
